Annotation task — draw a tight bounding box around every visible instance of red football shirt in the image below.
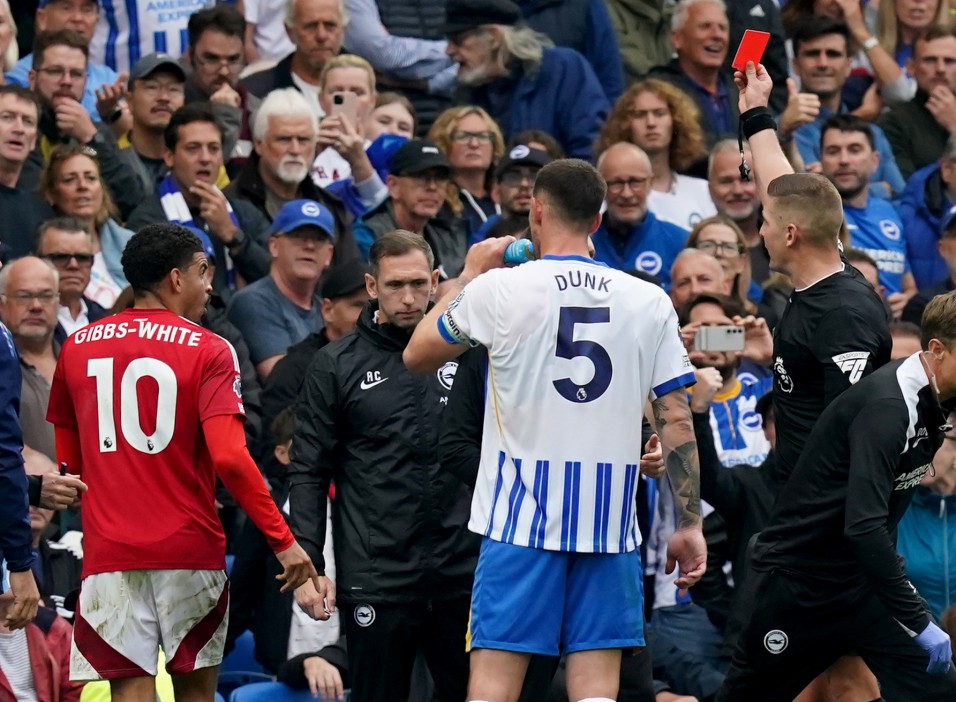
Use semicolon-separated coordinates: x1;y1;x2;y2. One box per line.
48;309;249;576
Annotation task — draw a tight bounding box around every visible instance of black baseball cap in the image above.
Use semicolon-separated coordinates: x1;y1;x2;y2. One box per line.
388;139;451;177
320;260;368;299
494;144;551;180
128;52;186;89
444;0;521;36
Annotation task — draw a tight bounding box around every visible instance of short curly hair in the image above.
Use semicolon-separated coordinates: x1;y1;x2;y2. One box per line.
122;223;204;296
596;79;706;172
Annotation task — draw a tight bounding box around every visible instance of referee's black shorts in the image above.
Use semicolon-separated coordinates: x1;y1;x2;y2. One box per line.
716;568;956;702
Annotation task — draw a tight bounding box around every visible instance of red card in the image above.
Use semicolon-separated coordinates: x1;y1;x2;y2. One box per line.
732;30;771;71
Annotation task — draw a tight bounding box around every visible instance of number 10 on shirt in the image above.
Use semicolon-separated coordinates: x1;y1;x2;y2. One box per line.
87;356;178;454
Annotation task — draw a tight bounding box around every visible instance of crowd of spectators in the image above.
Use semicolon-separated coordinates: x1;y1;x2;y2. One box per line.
2;0;956;700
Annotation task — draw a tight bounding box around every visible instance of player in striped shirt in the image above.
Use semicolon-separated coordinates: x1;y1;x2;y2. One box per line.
405;159;706;702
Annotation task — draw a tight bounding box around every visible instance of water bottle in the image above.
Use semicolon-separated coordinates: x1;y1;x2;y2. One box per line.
503;239;534;265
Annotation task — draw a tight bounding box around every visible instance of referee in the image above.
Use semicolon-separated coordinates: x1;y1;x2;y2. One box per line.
734;61;891;482
716;292;956;701
730;60;892;697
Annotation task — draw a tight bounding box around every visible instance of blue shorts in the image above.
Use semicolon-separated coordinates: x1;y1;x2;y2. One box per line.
468;537;645;656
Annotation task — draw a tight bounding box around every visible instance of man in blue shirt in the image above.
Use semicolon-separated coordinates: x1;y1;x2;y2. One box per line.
819;114;916;318
783;17;904;200
6;0;123;125
593;143;688;287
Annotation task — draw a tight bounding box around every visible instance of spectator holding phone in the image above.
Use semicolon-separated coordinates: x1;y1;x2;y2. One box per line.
311;55;379;191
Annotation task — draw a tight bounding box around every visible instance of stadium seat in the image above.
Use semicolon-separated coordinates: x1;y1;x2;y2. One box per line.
225;554;235;575
230;681;350;702
221;631;264;674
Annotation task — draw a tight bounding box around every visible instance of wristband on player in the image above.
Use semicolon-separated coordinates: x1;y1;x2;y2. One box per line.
740;107;777;139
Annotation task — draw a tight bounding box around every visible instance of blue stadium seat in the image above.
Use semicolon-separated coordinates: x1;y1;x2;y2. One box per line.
221;631;264;674
216;693;226;702
225;554;235;575
230;681;347;702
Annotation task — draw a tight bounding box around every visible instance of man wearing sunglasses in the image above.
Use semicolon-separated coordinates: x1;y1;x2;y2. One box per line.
35;217;108;345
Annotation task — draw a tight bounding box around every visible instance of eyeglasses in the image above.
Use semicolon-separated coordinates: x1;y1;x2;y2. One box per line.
1;291;59;306
43;252;95;268
500;170;536;187
405;172;450;185
451;131;495;144
696;240;744;256
195;54;243;70
37;66;86;81
137;80;185;98
606;177;649;194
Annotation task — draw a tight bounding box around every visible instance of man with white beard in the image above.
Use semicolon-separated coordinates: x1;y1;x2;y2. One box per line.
226;88;361;267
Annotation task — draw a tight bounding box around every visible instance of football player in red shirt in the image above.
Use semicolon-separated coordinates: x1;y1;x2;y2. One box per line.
47;223;334;701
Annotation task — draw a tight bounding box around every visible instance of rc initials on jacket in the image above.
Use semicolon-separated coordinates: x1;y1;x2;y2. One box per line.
360;371;389;390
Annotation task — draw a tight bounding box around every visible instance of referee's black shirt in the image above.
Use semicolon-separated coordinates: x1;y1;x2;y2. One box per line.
772;263;891;482
753;354;952;634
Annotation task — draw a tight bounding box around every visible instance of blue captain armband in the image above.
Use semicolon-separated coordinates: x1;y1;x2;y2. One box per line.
438;311;478;346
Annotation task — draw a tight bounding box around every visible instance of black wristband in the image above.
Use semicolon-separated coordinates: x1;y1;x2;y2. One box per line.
740;106;777;139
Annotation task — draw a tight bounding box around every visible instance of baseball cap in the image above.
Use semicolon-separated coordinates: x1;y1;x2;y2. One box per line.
270;200;336;239
444;0;521;36
388;139;451;177
320;259;368;299
941;205;956;237
128;52;186;89
494;144;552;180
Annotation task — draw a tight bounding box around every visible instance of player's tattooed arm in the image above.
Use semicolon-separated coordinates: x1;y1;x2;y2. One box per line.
651;391;702;529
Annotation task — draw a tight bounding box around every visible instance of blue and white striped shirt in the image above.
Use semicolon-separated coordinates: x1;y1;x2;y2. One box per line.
441;256;695;553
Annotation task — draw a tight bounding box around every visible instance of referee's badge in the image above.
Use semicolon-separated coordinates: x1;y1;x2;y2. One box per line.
354;604;376;628
763;629;788;654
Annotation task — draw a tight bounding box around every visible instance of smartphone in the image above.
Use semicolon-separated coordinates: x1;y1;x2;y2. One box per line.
732;29;771;72
330;91;358;124
695;325;746;353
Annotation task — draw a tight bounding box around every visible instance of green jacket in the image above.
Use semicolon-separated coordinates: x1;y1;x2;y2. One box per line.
604;0;673;83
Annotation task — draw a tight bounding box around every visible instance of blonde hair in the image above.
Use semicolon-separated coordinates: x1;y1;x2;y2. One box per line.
876;0;948;54
0;0;18;72
427;105;504;216
39;144;117;230
687;215;756;313
319;54;376;95
766;173;844;249
596;79;707;171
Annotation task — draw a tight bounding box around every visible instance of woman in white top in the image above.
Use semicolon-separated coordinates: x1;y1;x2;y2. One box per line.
597;79;715;232
311;54;378;190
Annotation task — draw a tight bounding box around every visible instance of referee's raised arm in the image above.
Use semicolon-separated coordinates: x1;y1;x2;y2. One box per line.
734;62;794;203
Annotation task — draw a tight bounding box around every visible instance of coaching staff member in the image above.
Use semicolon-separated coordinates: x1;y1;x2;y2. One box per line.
716;293;956;701
288;230;476;702
734;61;891;482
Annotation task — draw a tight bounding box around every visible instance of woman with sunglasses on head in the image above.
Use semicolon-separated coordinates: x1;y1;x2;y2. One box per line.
38;144;133;309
